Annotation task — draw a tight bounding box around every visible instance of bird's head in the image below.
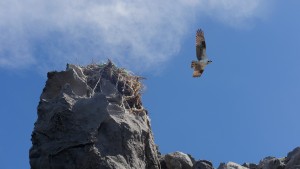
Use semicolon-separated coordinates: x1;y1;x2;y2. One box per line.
208;60;212;64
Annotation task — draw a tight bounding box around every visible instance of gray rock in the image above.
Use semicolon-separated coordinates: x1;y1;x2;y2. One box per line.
218;162;248;169
30;63;160;169
188;154;197;165
160;155;168;169
287;147;300;160
242;163;258;169
258;156;285;169
193;160;214;169
286;147;300;169
164;151;194;169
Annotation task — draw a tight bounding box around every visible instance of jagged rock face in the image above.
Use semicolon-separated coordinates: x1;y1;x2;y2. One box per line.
286;147;300;169
258;157;285;169
163;151;194;169
218;162;248;169
193;160;213;169
30;63;160;169
242;163;258;169
159;147;300;169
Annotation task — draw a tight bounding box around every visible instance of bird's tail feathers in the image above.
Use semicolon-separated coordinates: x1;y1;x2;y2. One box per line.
193;70;202;77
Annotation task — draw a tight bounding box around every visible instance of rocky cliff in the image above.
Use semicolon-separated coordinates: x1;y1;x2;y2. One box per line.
30;61;300;169
30;61;160;169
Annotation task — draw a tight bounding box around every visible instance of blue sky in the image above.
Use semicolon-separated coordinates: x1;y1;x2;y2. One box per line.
1;0;300;168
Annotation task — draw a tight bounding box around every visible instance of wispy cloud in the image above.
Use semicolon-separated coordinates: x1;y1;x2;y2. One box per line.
198;0;269;27
0;0;269;72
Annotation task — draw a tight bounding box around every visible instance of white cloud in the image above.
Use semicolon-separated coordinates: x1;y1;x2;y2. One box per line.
198;0;269;27
0;0;269;72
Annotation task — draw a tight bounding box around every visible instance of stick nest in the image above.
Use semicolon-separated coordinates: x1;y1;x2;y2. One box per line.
82;60;145;114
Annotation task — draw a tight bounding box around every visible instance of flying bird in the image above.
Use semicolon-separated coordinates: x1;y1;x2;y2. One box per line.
191;29;212;77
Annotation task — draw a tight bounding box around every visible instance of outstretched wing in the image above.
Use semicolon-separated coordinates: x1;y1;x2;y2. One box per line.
196;29;207;61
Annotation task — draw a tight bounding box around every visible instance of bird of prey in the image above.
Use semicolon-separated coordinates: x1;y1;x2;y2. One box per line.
191;29;212;77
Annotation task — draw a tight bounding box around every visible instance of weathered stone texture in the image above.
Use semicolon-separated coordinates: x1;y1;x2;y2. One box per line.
30;63;160;169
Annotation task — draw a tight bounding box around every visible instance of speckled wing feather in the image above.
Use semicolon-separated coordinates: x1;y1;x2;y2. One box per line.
196;29;207;61
191;61;204;77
